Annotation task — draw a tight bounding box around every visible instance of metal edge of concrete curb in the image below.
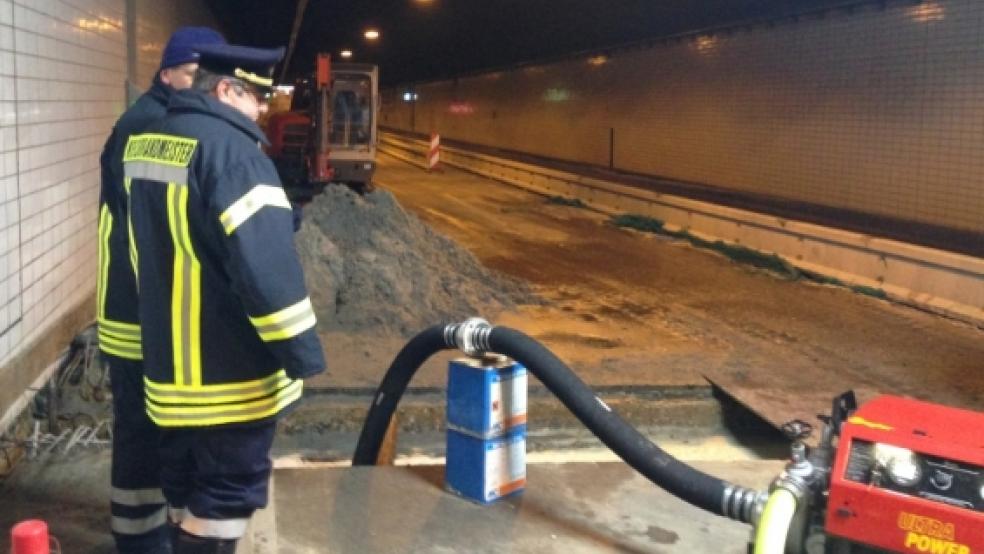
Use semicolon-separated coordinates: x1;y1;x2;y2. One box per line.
281;390;732;435
377;132;984;328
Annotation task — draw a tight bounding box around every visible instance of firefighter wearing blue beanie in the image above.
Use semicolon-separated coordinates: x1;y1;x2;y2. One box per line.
98;25;225;554
158;26;227;89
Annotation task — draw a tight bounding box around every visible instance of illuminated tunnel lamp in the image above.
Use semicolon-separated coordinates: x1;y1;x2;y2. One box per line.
908;1;944;22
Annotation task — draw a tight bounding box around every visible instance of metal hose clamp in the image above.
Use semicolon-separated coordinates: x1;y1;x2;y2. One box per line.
444;318;493;357
722;485;768;523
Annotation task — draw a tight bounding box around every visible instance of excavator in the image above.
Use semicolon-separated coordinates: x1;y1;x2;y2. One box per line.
266;53;379;202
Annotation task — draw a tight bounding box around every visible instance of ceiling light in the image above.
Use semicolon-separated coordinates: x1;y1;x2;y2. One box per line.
587;55;608;66
340;49;353;59
908;2;944;22
695;35;718;54
364;29;380;40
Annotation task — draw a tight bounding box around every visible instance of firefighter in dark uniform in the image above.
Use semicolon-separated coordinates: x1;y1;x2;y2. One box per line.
98;26;225;554
123;43;326;553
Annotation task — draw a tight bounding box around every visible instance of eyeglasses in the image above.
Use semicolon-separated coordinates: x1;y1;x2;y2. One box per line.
228;79;272;103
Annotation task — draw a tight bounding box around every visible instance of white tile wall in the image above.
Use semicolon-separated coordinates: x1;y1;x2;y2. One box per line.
0;0;219;371
0;0;125;368
386;0;984;236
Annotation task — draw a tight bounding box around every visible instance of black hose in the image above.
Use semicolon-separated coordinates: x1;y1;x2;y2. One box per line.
488;326;731;517
352;322;758;521
352;324;450;464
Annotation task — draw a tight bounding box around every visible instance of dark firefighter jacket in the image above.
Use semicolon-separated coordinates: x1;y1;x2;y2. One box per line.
97;77;171;361
124;89;326;428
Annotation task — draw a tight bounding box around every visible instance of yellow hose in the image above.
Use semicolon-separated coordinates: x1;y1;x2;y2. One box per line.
753;488;798;554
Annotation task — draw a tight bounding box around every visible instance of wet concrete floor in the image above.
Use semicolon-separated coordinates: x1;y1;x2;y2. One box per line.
2;153;981;552
0;445;784;553
369;154;984;430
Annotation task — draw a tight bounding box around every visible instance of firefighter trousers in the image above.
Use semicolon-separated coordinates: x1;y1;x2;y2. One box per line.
108;356;169;553
159;421;276;540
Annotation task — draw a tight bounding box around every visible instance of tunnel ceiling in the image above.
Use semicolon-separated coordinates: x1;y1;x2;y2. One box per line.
205;0;860;86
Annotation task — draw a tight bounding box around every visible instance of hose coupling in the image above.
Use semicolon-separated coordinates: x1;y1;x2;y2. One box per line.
722;485;768;523
444;318;493;357
771;466;813;504
773;441;817;502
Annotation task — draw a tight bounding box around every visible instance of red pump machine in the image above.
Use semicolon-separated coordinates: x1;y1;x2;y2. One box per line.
773;392;984;553
822;395;984;553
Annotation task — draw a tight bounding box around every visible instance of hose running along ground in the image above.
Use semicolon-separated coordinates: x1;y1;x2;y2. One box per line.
353;321;761;522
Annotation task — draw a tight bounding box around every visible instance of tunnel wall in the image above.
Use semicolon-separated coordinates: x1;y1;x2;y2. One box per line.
131;0;219;90
381;0;983;240
0;0;217;424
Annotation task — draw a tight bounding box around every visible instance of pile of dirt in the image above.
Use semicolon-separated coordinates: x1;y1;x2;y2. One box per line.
295;186;536;336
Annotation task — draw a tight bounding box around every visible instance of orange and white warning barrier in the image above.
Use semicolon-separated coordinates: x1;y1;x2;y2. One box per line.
427;133;441;171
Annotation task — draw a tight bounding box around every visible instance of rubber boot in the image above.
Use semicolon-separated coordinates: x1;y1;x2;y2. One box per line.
173;528;238;554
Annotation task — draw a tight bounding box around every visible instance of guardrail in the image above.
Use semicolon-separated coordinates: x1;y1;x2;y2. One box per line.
379;131;984;327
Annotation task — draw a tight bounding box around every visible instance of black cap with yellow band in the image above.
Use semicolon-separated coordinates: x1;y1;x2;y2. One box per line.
195;43;286;92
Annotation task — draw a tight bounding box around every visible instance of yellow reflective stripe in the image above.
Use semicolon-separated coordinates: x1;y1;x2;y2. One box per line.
99;333;141;351
125;177;138;280
146;369;290;393
219;184;291;235
248;297;317;342
98;319;140;344
167;183;202;387
179;185;203;387
98;330;141;349
146;380;303;427
97;204;112;319
99;337;143;360
100;345;142;361
145;371;293;405
167;184;184;384
96;204;142;361
234;68;273;88
97;317;141;339
257;311;317;342
249;297;313;327
123;133;197;167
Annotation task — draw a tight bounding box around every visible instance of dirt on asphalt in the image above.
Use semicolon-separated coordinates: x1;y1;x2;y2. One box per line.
362;154;984;429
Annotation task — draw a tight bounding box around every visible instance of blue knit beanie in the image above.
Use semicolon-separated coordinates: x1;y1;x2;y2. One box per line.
160;27;226;70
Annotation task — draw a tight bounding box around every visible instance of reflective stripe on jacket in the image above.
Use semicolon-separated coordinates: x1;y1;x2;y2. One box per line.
97;79;171;361
125;90;326;427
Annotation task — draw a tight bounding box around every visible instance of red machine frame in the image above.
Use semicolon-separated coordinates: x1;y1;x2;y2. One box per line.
826;395;984;553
